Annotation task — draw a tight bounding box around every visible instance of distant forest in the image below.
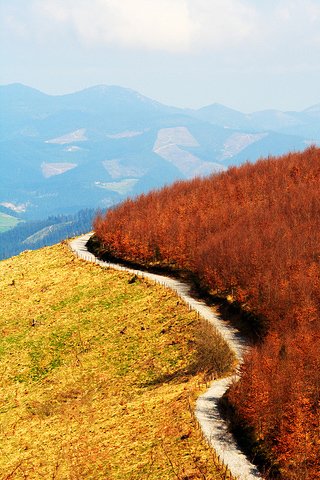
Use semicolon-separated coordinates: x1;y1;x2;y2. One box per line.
0;209;95;260
94;146;320;479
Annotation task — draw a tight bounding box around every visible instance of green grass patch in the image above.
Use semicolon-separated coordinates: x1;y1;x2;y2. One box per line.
0;212;20;232
0;242;234;479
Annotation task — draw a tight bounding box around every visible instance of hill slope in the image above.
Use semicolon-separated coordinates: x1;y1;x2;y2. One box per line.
0;208;95;260
94;146;320;479
0;242;233;479
0;211;20;232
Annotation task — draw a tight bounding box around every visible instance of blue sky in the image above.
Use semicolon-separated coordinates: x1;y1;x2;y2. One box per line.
1;0;320;112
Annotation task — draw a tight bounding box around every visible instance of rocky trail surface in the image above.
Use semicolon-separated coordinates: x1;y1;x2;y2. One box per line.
70;233;262;480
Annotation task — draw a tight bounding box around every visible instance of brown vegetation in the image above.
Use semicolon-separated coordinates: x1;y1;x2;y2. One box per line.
94;146;320;478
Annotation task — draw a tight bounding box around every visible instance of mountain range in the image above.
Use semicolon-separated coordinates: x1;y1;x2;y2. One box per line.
1;83;319;223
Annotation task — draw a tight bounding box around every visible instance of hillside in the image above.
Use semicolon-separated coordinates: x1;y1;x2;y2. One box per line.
0;211;20;233
0;208;95;260
0;83;315;221
0;242;234;479
94;146;320;479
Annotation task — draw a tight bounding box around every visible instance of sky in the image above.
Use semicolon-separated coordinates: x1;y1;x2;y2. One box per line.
1;0;320;112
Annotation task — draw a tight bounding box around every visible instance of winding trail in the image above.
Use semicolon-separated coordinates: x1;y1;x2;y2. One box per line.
70;233;262;480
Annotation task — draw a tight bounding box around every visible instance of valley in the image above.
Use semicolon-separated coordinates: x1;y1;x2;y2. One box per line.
0;209;95;260
2;83;319;260
1;83;318;223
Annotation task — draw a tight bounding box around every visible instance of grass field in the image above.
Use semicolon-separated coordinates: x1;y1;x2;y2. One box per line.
0;242;234;479
0;212;20;233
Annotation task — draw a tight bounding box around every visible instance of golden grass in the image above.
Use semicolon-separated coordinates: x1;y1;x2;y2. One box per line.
0;242;234;479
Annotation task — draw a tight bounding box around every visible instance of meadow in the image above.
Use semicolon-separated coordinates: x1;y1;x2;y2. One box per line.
0;242;234;479
0;213;20;233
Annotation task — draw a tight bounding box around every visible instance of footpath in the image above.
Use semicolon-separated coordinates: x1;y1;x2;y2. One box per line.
70;233;262;480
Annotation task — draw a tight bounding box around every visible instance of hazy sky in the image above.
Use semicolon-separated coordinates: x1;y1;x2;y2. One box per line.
1;0;320;112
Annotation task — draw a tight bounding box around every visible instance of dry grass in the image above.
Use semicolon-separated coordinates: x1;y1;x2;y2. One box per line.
0;242;234;479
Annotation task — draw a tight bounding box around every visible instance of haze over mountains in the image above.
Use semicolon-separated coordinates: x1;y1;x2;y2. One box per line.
1;83;319;224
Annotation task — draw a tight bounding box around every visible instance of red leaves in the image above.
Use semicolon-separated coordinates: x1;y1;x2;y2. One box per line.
94;146;320;478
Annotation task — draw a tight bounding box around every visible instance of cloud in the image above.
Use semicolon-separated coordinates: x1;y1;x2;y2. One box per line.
3;0;320;56
35;0;195;53
273;0;320;45
22;0;257;53
250;0;320;67
190;0;258;49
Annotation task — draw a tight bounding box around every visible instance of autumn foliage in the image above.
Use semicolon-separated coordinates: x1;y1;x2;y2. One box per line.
94;146;320;478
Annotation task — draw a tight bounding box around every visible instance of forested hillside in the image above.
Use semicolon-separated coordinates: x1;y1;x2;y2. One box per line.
0;209;95;260
94;146;320;479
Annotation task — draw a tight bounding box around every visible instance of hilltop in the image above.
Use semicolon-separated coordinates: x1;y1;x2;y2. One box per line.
94;146;320;479
0;242;233;479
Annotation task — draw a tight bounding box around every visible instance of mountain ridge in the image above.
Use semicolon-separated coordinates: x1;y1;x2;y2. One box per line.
3;82;319;117
1;83;318;222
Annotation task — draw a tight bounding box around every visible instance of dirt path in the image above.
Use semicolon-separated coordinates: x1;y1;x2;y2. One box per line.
70;233;262;480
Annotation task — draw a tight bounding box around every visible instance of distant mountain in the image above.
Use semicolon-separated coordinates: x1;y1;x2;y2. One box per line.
193;103;252;130
194;101;320;140
0;83;318;221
